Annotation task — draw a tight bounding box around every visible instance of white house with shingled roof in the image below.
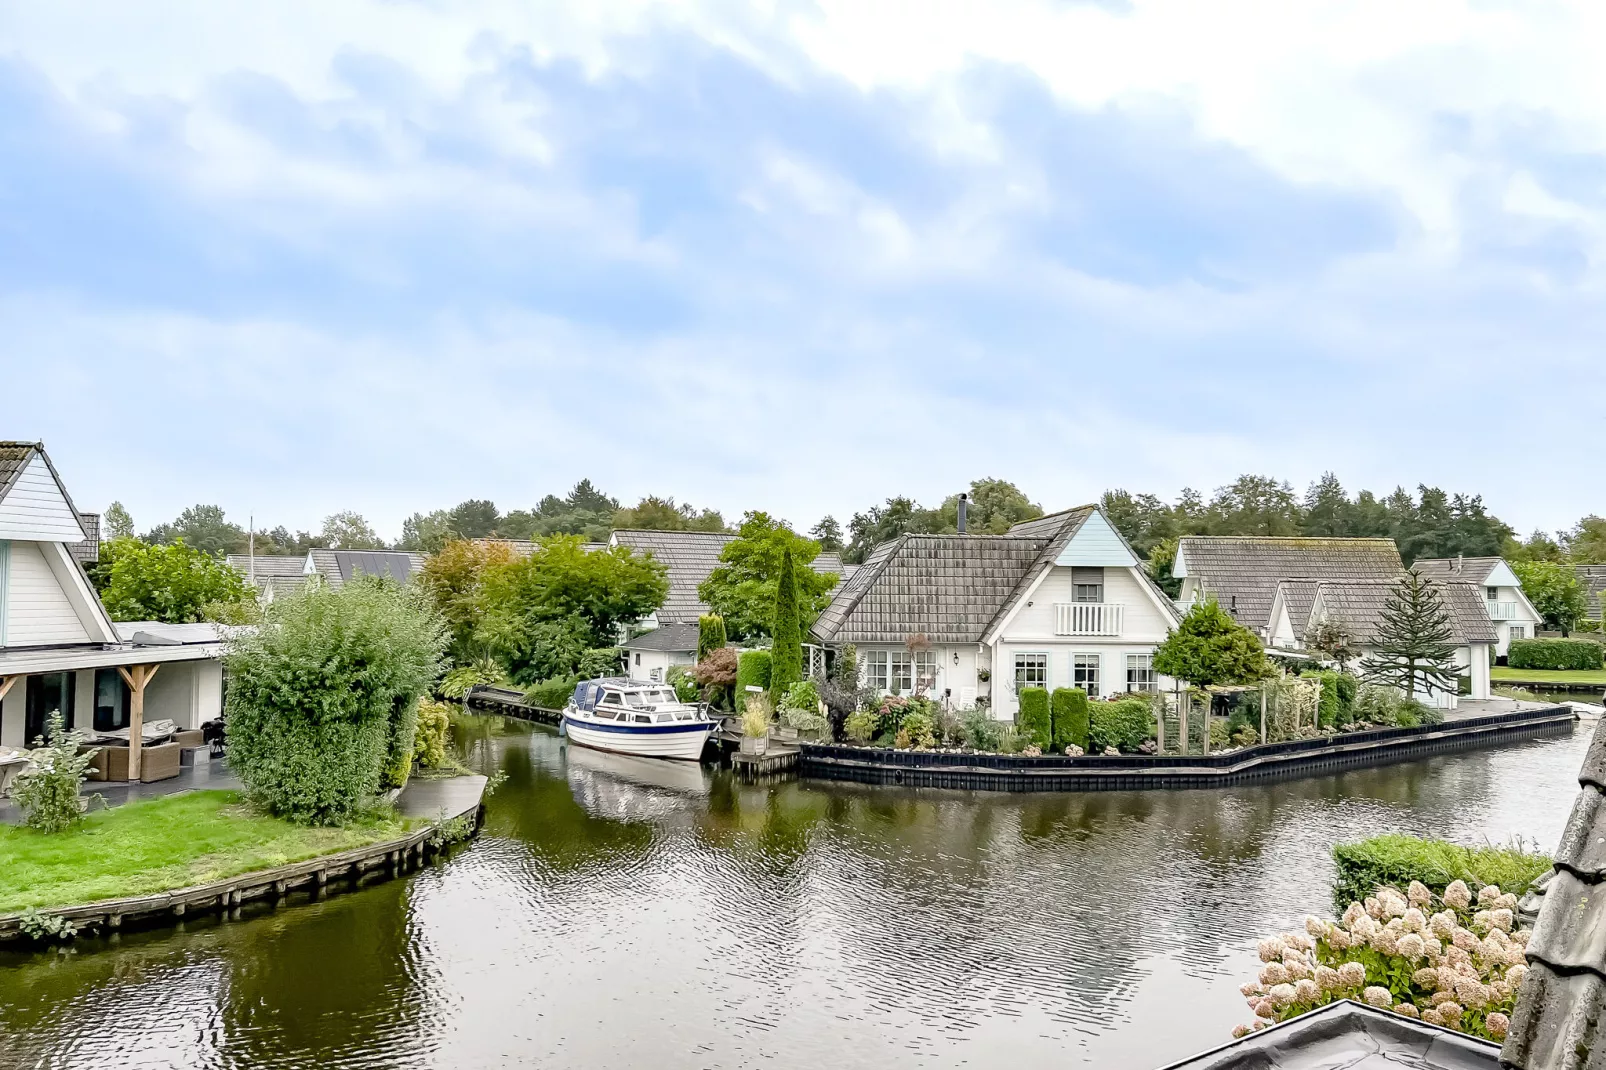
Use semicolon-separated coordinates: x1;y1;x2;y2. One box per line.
809;505;1182;718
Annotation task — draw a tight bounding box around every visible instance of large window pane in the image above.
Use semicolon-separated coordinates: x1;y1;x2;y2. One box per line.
1014;653;1048;693
866;650;890;693
1073;654;1101;697
914;651;938;692
1126;654;1156;693
890;653;913;695
94;668;131;732
25;672;76;744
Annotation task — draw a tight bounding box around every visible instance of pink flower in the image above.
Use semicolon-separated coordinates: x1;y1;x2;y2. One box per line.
1490;908;1514;933
1506;964;1528;987
1254;998;1276;1018
1232;1024;1250;1039
1315;966;1342;992
1408;881;1433;906
1305;915;1327;938
1397;933;1425;960
1295;978;1320;1003
1413;967;1441;988
1420;1008;1443;1027
1260;963;1289;986
1403;908;1428;933
1258;937;1287;962
1365;896;1384;919
1240;981;1260;998
1429;911;1457;938
1438;1001;1464;1021
1267;983;1298;1007
1394;1003;1419;1019
1478;884;1501;907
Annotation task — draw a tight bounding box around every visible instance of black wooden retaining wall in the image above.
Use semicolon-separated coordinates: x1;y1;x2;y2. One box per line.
799;705;1577;791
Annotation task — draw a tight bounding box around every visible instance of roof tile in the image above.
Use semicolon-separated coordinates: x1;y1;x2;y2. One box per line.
1179;537;1404;633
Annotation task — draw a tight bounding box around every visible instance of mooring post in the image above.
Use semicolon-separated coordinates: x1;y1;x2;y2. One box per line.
1260;689;1268;745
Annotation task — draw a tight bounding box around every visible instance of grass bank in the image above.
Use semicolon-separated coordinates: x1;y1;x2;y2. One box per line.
1332;833;1551;912
0;791;411;914
1491;666;1606;686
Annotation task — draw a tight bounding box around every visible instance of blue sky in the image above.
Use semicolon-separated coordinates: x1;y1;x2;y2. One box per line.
3;1;1603;540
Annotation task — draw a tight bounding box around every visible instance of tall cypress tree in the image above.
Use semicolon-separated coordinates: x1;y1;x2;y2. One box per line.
1360;570;1458;700
697;614;727;661
770;547;803;696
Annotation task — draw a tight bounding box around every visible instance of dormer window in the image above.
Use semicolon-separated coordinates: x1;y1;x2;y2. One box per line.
1072;567;1105;603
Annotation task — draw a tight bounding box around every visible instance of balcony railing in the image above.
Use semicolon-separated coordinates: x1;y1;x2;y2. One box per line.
1055;602;1124;636
1486;601;1520;621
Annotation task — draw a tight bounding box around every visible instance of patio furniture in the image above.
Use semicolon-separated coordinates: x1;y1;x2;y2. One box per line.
92;719;179;745
178;744;212;767
84;744;131;782
173;729;204;748
0;750;30;798
139;742;181;783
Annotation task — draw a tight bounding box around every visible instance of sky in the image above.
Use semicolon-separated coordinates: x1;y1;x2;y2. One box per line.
3;0;1604;541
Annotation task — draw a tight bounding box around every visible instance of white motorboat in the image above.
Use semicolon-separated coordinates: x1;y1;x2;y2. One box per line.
561;679;718;761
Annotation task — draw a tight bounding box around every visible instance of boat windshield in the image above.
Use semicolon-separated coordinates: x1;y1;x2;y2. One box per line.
623;689;678;707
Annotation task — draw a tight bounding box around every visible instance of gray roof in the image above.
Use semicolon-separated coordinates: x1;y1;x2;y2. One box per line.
1577;566;1606;621
1178;537;1405;633
69;512;100;568
621;622;701;653
810;534;1054;645
307;548;427;588
1502;718;1606;1069
227;554;311;596
1272;579;1322;638
612;529;843;625
1411;557;1504;586
1311;579;1501;646
1162;1000;1498;1069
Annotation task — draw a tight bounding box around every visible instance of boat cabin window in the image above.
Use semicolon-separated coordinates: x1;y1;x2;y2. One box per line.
603;691;624;707
654;713;674;723
633;714;652;724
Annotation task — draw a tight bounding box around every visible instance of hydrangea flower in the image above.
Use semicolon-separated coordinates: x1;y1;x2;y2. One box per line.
1486;1013;1510;1039
1337;962;1367;988
1443;881;1472;910
1362;986;1393;1008
1407;881;1433;906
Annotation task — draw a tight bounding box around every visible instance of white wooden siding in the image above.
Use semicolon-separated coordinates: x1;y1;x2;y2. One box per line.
1055;511;1139;567
1004;566;1173;642
0;456;86;541
5;541;90;645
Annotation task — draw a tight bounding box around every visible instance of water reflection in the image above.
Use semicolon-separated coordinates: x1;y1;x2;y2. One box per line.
0;719;1586;1069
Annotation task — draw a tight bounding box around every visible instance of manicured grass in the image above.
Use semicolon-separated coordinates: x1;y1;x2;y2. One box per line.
0;791;411;914
1491;666;1606;685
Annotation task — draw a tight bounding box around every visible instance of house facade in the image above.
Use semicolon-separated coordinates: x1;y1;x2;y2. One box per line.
0;443;225;764
1268;578;1497;706
1410;557;1543;659
809;506;1181;718
620;621;700;683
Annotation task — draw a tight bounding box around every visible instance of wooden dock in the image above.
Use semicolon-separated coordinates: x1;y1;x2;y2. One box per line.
730;741;800;779
464;685;562;725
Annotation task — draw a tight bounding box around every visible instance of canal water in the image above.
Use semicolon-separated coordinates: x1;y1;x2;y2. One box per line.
0;718;1590;1070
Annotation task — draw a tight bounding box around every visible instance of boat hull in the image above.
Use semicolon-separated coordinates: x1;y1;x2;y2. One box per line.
562;714;716;761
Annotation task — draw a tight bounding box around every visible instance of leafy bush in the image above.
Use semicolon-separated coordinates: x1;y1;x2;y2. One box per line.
666;665;701;703
13;712;94;833
778;679;821;712
844;708;879;744
963;708;1004;751
99;537;254;624
899;710;936;749
1331;835;1551;914
439;659;511;699
1236;881;1530;1043
413;701;453;768
1050;688;1090;753
692;647;739;710
524;676;579;711
1089;697;1155;753
736;649;772;708
577;647;624;679
380;697;420;790
1508;637;1604;671
225;580;447;825
1017;688;1051;749
781;705;828;733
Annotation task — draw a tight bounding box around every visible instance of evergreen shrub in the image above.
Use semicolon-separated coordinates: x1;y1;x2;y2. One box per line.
1051;688;1090;753
1017;688;1051;749
413;700;453;768
1089;697;1155;753
697;614;727;661
1331;834;1551;914
736;649;772;708
1508;637;1604;671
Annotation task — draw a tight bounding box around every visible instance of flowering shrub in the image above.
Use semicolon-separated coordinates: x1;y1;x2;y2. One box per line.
1235;880;1527;1043
844;709;878;744
896;710;935;749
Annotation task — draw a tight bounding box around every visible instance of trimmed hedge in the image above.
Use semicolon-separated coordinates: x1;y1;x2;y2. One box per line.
1331;834;1552;913
1509;637;1603;671
1017;688;1052;749
1089;697;1155;753
1051;688;1090;753
736;649;772;709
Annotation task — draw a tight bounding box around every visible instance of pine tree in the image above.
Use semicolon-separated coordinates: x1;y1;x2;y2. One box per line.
769;548;803;696
1360;570;1459;700
697;614;727;661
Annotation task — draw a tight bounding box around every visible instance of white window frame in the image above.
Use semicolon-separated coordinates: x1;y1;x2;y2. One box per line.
890;652;913;694
1014;652;1048;694
1126;653;1155;693
866;650;890;692
1073;653;1101;697
914;650;938;692
1508;625;1526;641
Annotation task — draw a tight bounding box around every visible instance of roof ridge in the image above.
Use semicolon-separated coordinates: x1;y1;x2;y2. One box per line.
613;528;735;536
1179;534;1399;543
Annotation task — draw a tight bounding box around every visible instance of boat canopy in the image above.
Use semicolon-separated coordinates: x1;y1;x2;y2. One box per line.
572;681;608;712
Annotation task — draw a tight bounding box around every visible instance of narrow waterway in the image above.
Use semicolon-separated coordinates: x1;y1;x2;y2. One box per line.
0;718;1589;1070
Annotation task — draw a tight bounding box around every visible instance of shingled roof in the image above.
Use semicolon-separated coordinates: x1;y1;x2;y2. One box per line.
611;529;844;625
809;534;1052;644
1502;718;1606;1070
1271;579;1323;639
621;621;701;653
1310;579;1500;646
0;440;90;543
1177;537;1405;634
0;442;36;500
1411;557;1503;586
306;549;428;588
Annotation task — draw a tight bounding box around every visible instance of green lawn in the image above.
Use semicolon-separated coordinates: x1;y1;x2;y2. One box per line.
1492;666;1606;686
0;791;411;914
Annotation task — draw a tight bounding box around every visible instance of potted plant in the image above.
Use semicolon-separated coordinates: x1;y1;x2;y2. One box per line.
741;693;772;756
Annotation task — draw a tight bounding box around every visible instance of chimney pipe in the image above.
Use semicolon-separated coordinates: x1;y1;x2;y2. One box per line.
957;493;968;534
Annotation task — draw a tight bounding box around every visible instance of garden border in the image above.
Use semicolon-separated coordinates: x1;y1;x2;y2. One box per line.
800;705;1576;791
0;779;488;947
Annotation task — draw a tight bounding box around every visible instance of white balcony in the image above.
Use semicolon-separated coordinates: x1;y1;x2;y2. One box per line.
1486;601;1520;621
1055;602;1124;636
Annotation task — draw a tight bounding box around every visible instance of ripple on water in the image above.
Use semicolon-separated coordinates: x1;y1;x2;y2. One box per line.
0;724;1587;1070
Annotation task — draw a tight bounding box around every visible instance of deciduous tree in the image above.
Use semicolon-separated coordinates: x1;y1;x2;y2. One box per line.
100;537;254;623
1512;560;1589;635
1152;600;1272;688
320;511;386;549
699;512;837;639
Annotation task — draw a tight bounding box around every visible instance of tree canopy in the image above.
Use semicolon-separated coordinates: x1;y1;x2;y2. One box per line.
700;512;837;639
1512;560;1589;634
319;511;386;550
1151;600;1272;688
613;495;728;533
99;537;254;623
843;478;1042;562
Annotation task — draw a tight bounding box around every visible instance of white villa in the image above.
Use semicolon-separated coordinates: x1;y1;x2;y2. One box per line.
809;505;1181;718
1410;557;1543;660
0;443;225;778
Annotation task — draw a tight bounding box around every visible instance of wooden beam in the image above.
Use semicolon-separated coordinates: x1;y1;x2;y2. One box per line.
126;664;154;783
117;666;136;690
0;675;16;703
